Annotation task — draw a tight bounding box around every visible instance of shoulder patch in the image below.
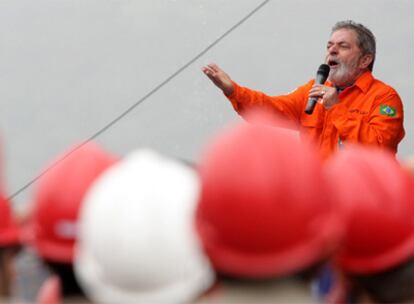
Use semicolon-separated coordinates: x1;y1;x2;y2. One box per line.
379;105;397;117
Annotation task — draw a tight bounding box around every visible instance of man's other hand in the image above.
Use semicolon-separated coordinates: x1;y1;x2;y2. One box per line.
202;63;234;96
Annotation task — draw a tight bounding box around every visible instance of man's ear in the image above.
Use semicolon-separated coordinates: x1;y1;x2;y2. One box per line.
359;54;373;69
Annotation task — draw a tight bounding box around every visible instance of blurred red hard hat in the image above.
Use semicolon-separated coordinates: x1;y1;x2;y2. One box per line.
0;193;20;246
26;142;117;263
196;111;343;279
326;145;414;274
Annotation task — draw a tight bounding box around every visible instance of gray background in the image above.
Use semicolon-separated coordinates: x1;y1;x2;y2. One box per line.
0;0;413;208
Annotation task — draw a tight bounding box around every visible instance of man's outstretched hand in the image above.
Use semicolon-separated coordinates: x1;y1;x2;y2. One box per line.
202;63;234;96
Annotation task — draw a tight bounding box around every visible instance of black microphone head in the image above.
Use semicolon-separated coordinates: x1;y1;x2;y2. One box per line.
317;64;330;78
305;64;331;114
315;64;330;84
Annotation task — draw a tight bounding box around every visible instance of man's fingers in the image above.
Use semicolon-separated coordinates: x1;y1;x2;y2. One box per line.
309;91;323;98
202;66;215;76
309;85;329;99
308;88;317;94
206;74;217;82
208;63;220;73
202;67;221;84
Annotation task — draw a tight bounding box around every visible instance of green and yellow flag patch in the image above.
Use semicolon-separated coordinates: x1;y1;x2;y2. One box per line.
379;105;397;117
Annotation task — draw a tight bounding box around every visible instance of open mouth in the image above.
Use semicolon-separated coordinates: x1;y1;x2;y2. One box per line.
328;59;339;68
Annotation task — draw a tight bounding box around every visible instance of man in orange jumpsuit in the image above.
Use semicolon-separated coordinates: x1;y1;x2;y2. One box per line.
202;20;404;159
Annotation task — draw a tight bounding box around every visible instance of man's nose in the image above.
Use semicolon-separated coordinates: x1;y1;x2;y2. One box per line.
328;45;338;55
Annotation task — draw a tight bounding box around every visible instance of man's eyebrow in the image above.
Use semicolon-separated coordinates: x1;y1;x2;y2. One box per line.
327;40;351;46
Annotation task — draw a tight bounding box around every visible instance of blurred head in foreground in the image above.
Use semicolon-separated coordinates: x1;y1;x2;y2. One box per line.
25;142;117;297
75;148;215;304
195;110;343;302
326;145;414;303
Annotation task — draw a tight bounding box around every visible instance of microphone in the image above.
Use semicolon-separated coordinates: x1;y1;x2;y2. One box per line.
304;64;330;115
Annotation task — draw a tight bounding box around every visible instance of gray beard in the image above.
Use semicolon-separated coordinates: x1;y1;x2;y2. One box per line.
328;61;359;87
329;68;352;86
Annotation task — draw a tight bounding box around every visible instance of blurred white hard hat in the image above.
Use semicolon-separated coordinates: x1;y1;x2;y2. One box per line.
74;148;215;303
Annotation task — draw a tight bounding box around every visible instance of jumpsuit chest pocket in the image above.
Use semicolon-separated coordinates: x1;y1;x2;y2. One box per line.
347;109;369;121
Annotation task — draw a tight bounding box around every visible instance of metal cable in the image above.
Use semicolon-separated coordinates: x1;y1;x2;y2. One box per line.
8;0;271;200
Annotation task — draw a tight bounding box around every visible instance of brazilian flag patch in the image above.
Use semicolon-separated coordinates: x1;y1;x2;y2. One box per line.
379;105;397;117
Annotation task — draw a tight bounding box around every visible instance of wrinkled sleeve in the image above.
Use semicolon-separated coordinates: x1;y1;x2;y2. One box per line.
330;89;404;151
225;81;310;124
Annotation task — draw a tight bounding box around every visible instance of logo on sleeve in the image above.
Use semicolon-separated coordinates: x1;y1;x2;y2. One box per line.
379;105;396;117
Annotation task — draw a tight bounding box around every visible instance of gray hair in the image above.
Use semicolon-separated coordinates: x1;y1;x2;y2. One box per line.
332;20;376;71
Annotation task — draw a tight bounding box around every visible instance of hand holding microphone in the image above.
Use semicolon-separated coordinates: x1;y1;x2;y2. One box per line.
304;64;331;114
309;84;339;111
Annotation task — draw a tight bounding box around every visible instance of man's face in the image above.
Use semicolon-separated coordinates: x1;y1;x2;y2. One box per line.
325;29;366;87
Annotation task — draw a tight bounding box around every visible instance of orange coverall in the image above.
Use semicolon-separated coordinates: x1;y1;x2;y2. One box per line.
226;71;405;159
